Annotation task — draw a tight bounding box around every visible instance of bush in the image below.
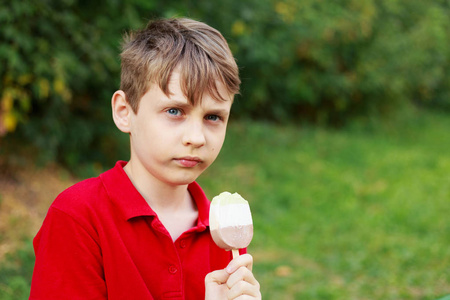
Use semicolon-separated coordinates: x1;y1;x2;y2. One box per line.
185;0;450;124
1;0;450;169
0;0;153;171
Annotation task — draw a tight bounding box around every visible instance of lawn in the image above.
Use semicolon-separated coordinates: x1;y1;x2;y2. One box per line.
1;108;449;299
200;109;450;299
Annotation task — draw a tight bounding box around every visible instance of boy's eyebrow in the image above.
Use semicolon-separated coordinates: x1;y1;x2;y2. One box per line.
207;108;230;117
164;98;230;115
162;97;191;108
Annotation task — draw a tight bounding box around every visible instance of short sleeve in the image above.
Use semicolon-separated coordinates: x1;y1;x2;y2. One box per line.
30;207;107;299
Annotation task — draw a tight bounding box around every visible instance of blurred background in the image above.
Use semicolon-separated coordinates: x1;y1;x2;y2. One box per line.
1;0;449;299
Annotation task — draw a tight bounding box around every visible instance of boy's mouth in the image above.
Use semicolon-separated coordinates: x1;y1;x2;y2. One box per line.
174;156;203;167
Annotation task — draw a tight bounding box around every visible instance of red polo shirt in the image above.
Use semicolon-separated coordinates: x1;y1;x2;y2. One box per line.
30;161;241;299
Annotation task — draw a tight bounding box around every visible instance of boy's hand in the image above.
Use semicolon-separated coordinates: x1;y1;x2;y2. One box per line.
205;253;261;300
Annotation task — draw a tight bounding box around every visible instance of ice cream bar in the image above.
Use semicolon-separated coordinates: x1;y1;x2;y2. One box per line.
209;192;253;257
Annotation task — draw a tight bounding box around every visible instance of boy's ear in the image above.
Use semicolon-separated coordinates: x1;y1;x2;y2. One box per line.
112;90;132;133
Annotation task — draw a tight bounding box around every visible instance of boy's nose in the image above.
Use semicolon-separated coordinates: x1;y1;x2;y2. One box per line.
182;120;206;148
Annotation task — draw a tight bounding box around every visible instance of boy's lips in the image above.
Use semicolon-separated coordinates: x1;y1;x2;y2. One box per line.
174;156;203;167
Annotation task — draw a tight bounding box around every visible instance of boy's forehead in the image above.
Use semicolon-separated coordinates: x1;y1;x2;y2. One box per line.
165;70;234;103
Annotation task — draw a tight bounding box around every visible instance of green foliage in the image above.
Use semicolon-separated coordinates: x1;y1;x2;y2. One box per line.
182;0;450;123
1;0;450;169
0;0;151;170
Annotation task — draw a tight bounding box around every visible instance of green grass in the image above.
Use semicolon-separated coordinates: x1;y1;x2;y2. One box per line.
1;108;450;299
0;240;34;300
199;109;450;299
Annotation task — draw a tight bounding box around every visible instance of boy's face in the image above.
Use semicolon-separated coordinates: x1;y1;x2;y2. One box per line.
126;71;233;187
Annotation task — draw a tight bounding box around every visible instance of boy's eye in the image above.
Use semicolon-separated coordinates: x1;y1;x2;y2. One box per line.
167;108;181;116
205;115;220;122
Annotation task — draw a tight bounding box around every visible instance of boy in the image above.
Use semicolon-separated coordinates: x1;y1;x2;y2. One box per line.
30;18;261;299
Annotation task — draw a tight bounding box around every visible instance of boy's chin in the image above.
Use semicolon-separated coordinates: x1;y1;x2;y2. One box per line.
174;164;211;183
165;173;203;186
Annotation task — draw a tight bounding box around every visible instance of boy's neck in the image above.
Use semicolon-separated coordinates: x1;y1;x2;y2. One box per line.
123;161;199;241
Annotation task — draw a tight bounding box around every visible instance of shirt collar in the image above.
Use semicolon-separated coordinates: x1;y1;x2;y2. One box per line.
100;161;210;228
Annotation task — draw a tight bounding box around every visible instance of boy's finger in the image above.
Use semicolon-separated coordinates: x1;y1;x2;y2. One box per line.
227;277;261;299
226;266;260;289
205;269;229;285
226;253;253;274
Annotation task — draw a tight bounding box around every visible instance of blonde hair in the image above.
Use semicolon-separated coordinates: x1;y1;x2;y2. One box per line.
120;18;240;112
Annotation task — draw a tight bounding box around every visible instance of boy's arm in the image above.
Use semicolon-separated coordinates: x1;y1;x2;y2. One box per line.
30;207;107;299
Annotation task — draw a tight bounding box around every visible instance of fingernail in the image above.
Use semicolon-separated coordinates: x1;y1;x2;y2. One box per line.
226;265;234;274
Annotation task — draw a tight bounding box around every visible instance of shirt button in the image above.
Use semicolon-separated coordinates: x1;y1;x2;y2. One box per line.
179;240;187;248
168;265;178;274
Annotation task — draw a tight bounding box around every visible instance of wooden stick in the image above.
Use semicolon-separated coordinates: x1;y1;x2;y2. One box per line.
232;249;239;259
